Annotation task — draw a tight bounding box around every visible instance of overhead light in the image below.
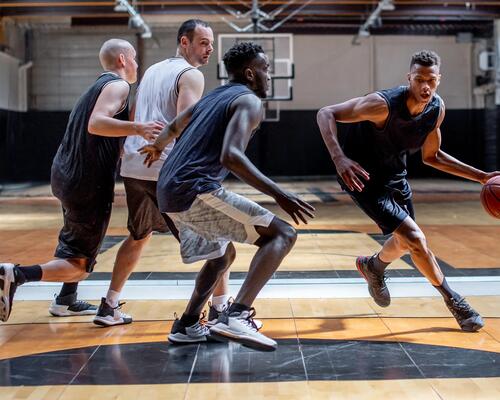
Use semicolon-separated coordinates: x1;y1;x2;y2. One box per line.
381;0;395;11
114;0;128;12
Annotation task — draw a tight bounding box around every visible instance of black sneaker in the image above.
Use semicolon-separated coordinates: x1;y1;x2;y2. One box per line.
356;256;391;307
445;297;484;332
93;298;133;327
168;317;211;344
49;292;98;317
0;263;17;322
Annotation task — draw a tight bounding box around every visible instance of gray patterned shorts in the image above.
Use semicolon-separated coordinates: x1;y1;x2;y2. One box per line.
167;187;275;263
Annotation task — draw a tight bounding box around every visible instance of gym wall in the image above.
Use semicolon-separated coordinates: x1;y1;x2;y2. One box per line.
0;22;495;181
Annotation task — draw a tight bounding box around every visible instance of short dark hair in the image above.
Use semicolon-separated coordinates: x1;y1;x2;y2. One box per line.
223;42;264;76
177;19;210;44
410;50;441;69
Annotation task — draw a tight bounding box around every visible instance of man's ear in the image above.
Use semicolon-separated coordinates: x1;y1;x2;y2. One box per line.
244;67;254;83
118;53;126;68
406;72;411;83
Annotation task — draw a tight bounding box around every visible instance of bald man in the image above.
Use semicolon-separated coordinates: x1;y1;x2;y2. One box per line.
0;39;164;322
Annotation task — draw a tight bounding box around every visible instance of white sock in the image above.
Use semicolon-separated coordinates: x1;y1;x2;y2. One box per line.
212;294;230;312
106;289;120;308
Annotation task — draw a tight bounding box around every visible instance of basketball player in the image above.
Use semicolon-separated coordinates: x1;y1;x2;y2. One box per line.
140;42;315;351
0;39;164;322
317;50;500;332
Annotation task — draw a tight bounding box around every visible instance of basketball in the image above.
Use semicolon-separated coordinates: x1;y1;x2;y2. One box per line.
480;176;500;218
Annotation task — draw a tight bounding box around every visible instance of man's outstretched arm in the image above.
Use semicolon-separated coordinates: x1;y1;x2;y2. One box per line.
421;104;500;183
221;94;314;224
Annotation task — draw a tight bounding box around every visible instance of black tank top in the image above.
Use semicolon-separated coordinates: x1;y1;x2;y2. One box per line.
341;85;441;185
157;83;254;213
51;73;129;203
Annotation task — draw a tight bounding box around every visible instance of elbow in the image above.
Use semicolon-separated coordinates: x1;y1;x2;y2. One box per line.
316;107;329;122
220;151;239;170
423;154;439;166
87;117;99;135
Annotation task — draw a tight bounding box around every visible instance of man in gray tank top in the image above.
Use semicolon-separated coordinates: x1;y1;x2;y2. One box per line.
140;42;315;351
317;50;500;332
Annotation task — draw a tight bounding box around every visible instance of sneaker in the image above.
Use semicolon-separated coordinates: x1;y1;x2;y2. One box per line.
209;308;277;352
93;298;133;327
49;292;98;317
356;256;391;307
168;317;211;344
445;296;484;332
0;263;17;322
206;301;264;330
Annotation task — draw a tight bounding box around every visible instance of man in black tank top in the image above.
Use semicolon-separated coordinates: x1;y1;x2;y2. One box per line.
0;39;164;323
140;43;315;351
318;50;500;332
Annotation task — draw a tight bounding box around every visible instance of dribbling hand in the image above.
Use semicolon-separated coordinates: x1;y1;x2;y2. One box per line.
334;155;370;192
275;191;315;225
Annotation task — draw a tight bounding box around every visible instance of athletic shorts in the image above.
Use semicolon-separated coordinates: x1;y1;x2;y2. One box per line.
167;187;275;264
123;177;179;241
339;178;415;235
54;197;112;272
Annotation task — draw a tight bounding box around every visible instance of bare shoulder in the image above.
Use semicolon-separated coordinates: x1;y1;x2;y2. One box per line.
359;92;389;113
101;79;130;98
178;68;204;86
231;93;262;112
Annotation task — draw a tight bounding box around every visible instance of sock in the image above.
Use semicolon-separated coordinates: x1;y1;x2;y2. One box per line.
58;282;78;298
369;253;390;275
180;313;199;327
106;289;120;308
14;265;42;285
212;294;230;312
433;278;461;301
227;302;250;314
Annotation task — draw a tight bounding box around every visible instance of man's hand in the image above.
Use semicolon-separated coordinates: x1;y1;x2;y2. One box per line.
138;144;162;167
136;121;164;141
334;155;370;192
275;191;315;225
481;171;500;185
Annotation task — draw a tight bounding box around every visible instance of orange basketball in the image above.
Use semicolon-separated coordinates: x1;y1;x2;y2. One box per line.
480;176;500;218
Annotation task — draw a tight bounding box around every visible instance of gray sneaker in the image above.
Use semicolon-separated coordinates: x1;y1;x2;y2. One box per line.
445;297;484;332
210;308;276;352
206;301;263;330
168;318;211;344
356;256;391;307
49;292;98;317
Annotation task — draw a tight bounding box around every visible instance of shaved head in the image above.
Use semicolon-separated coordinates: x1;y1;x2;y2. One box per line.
99;38;134;70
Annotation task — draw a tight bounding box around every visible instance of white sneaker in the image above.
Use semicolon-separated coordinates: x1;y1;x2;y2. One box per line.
93;298;133;327
209;308;277;352
49;293;98;317
206;301;264;330
0;263;17;322
168;318;210;344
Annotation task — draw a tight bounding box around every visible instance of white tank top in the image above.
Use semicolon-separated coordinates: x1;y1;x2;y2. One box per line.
120;57;195;180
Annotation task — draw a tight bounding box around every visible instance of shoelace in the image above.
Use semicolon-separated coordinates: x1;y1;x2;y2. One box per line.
71;300;95;311
448;298;472;317
238;307;259;331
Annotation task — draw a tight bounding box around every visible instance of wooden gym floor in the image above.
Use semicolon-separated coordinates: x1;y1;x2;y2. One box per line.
0;179;499;399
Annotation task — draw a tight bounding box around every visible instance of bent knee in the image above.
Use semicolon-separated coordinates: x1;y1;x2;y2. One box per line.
402;230;427;253
279;224;297;248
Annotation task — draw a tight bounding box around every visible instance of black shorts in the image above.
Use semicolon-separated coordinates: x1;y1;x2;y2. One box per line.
123;177;179;241
339;177;415;235
54;197;112;273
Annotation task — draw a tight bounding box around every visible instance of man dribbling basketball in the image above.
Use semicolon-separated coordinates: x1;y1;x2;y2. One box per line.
317;50;500;331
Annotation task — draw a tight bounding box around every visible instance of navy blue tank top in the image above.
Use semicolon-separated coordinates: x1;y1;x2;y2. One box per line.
158;83;254;212
51;73;129;204
341;85;441;185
